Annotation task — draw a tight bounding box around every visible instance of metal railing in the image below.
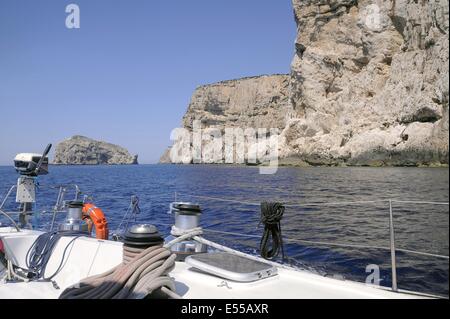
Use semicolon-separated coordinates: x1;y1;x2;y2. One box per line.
1;187;448;293
175;192;449;292
0;183;81;231
0;185;21;231
388;199;398;291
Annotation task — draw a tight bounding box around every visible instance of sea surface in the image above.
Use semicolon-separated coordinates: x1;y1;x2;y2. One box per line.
1;165;448;296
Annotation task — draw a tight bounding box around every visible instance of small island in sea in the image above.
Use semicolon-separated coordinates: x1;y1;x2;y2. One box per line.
53;135;138;165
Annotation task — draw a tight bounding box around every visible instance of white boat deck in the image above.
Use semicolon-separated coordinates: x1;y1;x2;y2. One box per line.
0;228;430;299
171;261;424;299
0;281;60;299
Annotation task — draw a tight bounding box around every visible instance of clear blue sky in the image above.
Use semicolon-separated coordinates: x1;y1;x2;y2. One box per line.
0;0;296;165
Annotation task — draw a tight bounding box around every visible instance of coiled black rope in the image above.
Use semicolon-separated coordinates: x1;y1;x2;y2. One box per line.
259;202;285;260
25;230;83;281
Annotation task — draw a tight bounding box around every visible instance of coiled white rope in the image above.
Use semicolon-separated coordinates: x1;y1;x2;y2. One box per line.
169;225;203;237
164;226;204;248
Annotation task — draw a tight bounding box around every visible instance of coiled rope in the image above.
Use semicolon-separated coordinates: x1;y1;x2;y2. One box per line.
25;230;83;281
122;245;146;264
259;202;285;260
59;245;177;299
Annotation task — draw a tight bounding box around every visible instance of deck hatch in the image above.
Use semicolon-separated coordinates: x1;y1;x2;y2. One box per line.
185;252;278;282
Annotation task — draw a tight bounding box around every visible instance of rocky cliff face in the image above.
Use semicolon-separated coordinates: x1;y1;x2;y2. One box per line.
181;75;292;131
53;136;138;165
160;74;291;163
162;0;449;166
281;0;449;166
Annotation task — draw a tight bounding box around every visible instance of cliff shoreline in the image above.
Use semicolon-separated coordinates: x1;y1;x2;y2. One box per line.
161;0;449;167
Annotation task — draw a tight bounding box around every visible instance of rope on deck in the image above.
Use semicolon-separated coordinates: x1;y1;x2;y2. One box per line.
59;245;178;299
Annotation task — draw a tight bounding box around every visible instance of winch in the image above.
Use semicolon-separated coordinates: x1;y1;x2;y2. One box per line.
123;224;164;247
122;224;164;264
165;202;207;261
59;200;89;233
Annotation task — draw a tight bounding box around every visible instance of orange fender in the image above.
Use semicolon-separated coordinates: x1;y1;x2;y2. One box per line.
82;203;109;240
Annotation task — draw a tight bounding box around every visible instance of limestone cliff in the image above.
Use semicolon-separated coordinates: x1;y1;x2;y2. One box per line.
159;74;291;163
53;136;138;165
281;0;449;166
181;75;292;131
162;0;449;166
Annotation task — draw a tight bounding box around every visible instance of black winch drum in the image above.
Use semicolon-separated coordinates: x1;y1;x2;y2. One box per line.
123;224;164;247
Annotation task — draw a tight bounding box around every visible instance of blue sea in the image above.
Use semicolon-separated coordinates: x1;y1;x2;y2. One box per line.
1;165;448;296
